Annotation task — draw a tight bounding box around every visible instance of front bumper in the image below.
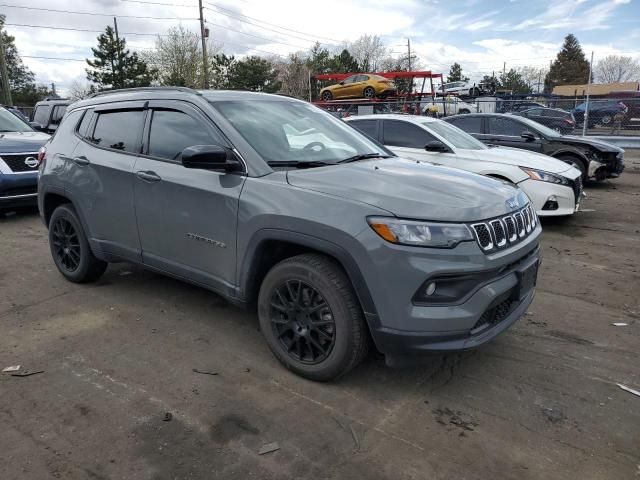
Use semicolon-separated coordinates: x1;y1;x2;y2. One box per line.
0;172;38;208
354;222;541;363
518;178;580;217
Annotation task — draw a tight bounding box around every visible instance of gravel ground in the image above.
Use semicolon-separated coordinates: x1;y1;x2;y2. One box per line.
1;153;639;480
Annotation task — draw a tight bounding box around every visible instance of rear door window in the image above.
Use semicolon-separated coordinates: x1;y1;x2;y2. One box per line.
90;110;145;153
487;117;525;136
383;120;436;148
447;116;482;134
349;120;378;140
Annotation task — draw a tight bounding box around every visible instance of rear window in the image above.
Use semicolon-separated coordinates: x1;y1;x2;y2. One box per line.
89;110;144;153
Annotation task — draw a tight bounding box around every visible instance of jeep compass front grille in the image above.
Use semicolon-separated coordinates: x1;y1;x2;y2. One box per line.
471;204;537;252
0;153;39;172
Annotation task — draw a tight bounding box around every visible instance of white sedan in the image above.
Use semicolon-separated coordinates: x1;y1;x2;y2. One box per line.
345;114;583;216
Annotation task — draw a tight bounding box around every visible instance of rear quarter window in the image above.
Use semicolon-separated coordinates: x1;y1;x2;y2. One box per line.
50;110;84;141
32;105;51;125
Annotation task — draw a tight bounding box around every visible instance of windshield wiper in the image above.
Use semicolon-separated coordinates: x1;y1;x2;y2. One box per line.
338;153;391;163
267;160;334;169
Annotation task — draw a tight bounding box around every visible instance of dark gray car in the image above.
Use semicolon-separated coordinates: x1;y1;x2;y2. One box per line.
38;87;541;381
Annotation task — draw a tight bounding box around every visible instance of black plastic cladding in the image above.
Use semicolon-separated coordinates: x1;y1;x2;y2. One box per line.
471;204;537;252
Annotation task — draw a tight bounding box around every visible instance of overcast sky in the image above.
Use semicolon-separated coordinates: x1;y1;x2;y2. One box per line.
3;0;640;94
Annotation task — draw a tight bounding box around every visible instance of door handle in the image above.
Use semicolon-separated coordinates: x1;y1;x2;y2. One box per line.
136;170;161;182
72;156;90;166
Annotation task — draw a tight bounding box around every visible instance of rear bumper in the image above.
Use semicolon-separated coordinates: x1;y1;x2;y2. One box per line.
0;172;38;207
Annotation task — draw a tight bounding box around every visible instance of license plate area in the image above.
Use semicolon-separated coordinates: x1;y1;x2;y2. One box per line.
513;260;539;300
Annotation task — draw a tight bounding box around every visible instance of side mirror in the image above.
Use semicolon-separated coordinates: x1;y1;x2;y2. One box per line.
424;140;449;153
181;145;243;173
30;122;45;132
521;131;536;141
339;81;345;85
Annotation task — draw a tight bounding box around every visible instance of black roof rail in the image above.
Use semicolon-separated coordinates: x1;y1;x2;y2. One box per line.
88;86;202;98
43;96;69;101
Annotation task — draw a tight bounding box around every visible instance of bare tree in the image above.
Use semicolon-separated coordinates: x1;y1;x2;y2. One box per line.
348;35;388;71
67;80;95;101
517;66;549;93
144;26;221;88
275;53;310;100
595;55;640;84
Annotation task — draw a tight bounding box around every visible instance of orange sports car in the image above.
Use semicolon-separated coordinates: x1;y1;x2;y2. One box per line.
320;74;397;101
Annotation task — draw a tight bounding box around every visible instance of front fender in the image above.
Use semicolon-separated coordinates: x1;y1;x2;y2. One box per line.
238;227;380;327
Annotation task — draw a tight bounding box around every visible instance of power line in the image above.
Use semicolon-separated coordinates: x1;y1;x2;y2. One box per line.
4;22;188;37
121;0;198;8
203;2;340;46
22;55;86;62
204;19;310;50
0;4;199;20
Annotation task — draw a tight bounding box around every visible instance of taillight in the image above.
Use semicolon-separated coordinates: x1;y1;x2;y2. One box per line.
37;146;46;169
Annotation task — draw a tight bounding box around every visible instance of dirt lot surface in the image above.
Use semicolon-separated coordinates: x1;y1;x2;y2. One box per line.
1;155;639;480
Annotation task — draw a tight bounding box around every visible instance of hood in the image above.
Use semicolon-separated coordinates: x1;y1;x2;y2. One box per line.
0;131;50;153
286;157;528;222
561;135;623;153
462;146;574;174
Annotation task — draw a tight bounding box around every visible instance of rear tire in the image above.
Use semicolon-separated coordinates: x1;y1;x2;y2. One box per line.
257;254;369;381
48;204;107;283
363;87;375;99
321;90;332;101
600;114;612;125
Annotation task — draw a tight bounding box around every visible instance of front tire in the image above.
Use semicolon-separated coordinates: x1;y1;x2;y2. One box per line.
363;87;375;99
321;90;332;101
557;155;587;182
257;254;369;381
49;204;107;283
600;114;612;125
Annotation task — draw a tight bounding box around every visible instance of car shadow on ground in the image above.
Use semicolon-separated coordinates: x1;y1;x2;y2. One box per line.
0;206;40;221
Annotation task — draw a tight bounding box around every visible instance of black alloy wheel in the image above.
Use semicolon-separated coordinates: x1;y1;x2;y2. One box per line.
51;216;81;272
269;279;336;364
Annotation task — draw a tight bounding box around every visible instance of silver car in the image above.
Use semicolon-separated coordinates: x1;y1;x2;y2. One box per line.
38;88;541;381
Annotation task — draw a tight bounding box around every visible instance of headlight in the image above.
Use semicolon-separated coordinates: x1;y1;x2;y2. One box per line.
520;167;569;185
367;217;473;248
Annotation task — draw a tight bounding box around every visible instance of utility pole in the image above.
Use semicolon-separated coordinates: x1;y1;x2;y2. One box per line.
0;26;13;106
407;38;411;71
113;17;122;89
50;82;56;97
199;0;209;89
582;51;594;137
503;61;506;76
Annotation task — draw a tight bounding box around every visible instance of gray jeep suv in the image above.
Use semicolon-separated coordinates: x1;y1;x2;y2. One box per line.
38;87;541;381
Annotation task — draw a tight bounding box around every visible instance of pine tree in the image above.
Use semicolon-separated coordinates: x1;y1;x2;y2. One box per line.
86;26;155;90
447;63;469;82
499;69;531;94
544;34;590;93
0;15;54;105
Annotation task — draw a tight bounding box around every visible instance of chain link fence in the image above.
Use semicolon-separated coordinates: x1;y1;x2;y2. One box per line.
315;95;640;138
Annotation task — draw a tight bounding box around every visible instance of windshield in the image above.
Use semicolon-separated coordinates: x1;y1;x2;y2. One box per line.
423;120;487;150
0;107;33;132
213;100;388;165
515;116;562;138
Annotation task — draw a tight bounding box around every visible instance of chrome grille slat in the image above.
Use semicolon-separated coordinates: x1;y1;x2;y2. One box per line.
472;205;536;252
